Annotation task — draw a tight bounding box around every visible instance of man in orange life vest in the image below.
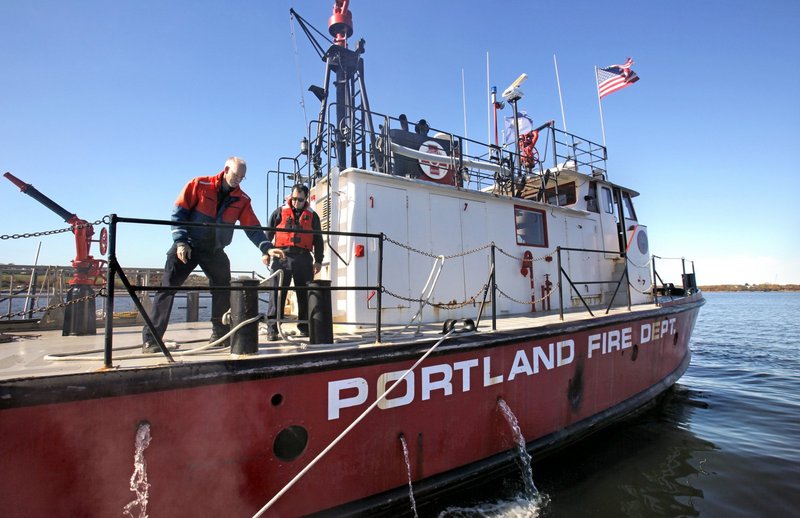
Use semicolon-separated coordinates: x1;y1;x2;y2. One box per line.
142;157;284;352
265;184;324;340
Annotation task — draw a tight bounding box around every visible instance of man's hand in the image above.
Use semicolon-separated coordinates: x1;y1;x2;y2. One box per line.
313;262;322;275
176;243;192;264
262;248;285;266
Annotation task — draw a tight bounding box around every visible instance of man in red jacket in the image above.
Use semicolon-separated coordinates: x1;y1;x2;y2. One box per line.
142;157;284;352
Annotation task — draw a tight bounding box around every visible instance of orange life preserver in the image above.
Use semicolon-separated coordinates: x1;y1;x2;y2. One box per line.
274;204;314;250
519;130;539;169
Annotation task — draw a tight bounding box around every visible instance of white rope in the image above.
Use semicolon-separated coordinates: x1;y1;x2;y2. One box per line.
252;329;458;517
44;314;265;362
401;255;445;333
289;13;309;128
46;270;286;362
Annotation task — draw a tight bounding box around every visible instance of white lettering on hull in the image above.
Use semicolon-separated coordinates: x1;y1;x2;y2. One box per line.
326;319;681;420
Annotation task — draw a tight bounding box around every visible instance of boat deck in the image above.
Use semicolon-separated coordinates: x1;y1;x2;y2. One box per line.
0;303;662;381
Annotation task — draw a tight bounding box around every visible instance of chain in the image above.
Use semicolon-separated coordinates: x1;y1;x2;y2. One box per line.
495;245;557;262
382;282;489;309
0;290;103;320
626;257;651;269
495;284;559;306
1;216;109;241
383;234;492;260
628;282;653;295
383;234;559;263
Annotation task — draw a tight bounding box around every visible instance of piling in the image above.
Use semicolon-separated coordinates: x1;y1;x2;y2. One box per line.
185;292;200;322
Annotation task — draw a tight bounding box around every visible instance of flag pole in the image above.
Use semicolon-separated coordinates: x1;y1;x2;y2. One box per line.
554;54;567;132
595;66;607;148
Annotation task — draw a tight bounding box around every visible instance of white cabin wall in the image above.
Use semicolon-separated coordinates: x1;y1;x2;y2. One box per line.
323;177;359;323
460;199;490;316
329;168;652;328
366;183;411;310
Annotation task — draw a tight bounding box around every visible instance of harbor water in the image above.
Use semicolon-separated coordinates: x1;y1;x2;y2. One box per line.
433;291;800;517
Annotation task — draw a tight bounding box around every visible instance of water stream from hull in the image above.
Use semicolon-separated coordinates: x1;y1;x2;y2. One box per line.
497;399;538;498
399;434;419;518
438;400;544;516
123;421;152;518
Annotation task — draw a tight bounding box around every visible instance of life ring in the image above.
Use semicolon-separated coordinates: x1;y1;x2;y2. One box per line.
418;140;452;180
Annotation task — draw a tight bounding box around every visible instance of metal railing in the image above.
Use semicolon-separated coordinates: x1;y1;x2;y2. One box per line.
10;219;697;367
102;214;384;367
292;103;607;201
651;255;698;302
555;246;632;320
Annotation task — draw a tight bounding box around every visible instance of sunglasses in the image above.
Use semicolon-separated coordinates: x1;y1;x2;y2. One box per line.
292;197;306;203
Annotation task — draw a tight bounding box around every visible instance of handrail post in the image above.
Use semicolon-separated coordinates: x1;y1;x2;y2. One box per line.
556;246;564;320
490;244;497;330
651;255;659;305
625;259;632;312
103;214;117;369
376;233;384;344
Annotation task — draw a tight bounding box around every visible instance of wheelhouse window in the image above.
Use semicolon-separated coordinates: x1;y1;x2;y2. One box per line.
601;186;614;214
587;182;599;213
514;206;548;247
545;182;577;206
622;192;637;221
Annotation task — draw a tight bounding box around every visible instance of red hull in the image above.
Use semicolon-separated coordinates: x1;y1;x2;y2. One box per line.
0;296;702;517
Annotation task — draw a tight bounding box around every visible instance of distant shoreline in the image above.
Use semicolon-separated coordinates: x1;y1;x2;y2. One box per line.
700;284;800;292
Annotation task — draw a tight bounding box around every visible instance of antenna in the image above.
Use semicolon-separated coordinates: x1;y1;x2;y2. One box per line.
461;68;469;154
486;52;491;147
553;54;568;132
502;73;527;101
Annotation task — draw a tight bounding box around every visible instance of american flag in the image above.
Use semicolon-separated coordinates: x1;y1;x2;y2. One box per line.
596;58;640;99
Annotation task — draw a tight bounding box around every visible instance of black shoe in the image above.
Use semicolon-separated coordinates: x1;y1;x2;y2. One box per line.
142;341;160;354
296;329;309;338
266;324;280;342
209;324;231;348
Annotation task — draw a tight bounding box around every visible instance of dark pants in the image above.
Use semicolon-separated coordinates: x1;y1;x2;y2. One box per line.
268;250;313;334
143;244;231;342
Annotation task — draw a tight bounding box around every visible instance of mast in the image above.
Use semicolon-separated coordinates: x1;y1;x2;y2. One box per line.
290;2;377;176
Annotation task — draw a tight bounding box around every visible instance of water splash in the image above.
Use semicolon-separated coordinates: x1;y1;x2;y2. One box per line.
399;434;419;518
438;495;543;517
497;399;538;498
123;421;152;518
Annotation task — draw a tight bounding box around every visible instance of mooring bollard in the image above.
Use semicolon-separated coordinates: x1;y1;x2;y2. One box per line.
308;280;333;345
230;279;259;355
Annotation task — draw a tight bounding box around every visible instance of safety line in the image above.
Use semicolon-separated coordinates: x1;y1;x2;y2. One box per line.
252;328;458;517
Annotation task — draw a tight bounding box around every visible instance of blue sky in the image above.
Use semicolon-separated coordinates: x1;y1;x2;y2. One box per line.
2;0;798;284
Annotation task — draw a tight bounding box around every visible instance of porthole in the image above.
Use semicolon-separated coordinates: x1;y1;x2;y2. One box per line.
273;426;308;462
